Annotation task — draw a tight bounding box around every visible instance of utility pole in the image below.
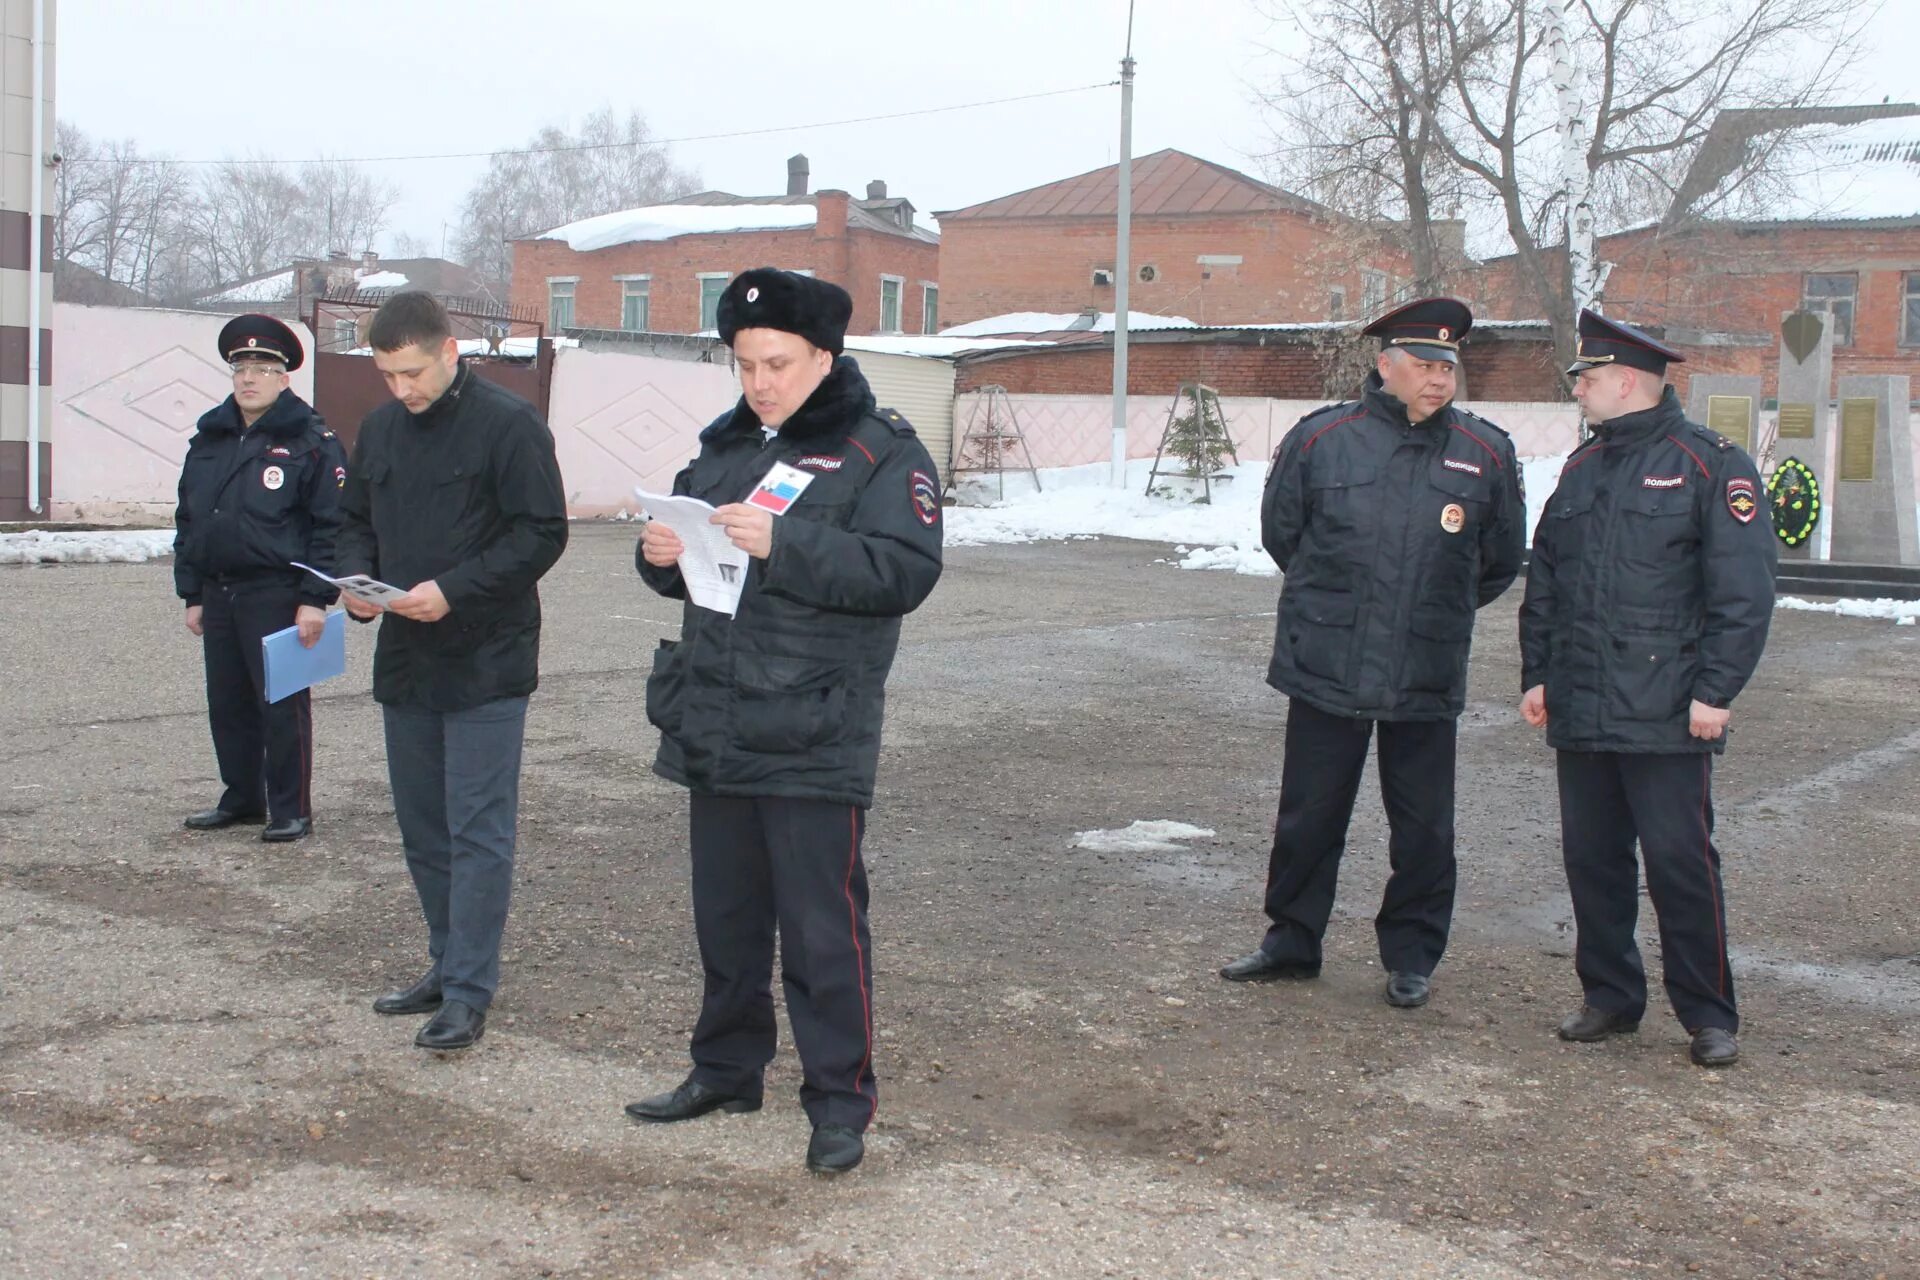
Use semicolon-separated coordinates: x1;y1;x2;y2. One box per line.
1110;3;1136;487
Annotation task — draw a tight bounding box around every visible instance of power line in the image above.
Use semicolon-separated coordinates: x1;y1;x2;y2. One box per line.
68;81;1120;168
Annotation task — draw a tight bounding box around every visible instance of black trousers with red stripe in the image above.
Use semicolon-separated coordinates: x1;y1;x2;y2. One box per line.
1556;751;1736;1033
686;794;876;1132
200;582;312;824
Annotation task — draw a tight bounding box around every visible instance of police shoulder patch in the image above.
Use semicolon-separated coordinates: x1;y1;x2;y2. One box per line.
909;469;940;527
1725;476;1759;523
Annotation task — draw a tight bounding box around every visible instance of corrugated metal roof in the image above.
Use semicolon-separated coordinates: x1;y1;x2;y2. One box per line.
935;149;1325;222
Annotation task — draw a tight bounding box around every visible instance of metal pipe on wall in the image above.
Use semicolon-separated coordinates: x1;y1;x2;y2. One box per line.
27;0;47;513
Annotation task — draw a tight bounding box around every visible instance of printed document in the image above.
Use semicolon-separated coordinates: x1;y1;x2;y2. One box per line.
291;562;411;609
634;489;750;617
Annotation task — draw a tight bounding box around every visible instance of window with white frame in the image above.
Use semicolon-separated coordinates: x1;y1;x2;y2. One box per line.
879;275;904;333
1328;285;1347;322
921;283;939;334
1903;272;1920;347
547;278;577;331
698;274;729;330
1360;270;1387;318
619;276;650;331
1802;273;1857;347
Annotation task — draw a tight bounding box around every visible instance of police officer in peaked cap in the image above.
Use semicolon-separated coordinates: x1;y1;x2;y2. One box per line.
1219;297;1525;1010
1518;309;1776;1068
174;315;348;843
627;268;944;1174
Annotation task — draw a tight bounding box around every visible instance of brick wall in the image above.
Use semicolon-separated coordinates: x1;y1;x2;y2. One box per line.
509;190;940;336
938;211;1416;329
1476;221;1920;399
955;333;1566;402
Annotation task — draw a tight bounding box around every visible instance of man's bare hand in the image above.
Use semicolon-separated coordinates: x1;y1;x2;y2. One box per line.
712;503;775;560
641;519;686;568
343;595;383;620
1689;699;1731;741
388;579;450;622
1520;684;1547;728
184;604;204;637
295;604;327;648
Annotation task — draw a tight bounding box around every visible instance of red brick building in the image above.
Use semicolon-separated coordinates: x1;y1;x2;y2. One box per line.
934;149;1443;330
952;324;1562;403
1475;106;1920;399
509;158;940;338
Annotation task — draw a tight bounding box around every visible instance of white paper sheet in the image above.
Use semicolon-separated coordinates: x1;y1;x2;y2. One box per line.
634;489;750;617
291;562;410;610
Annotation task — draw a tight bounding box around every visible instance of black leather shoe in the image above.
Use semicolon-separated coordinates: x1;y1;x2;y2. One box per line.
373;973;443;1015
1385;971;1431;1008
1557;1005;1641;1042
806;1124;865;1174
414;1000;485;1050
1219;950;1321;982
1690;1026;1739;1067
260;817;312;843
184;808;263;831
624;1077;762;1123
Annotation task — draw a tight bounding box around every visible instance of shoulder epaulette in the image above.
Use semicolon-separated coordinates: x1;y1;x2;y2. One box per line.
1456;407;1513;439
1690;423;1736;450
875;407;917;437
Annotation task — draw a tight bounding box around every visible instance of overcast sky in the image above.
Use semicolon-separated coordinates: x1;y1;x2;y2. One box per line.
55;0;1916;260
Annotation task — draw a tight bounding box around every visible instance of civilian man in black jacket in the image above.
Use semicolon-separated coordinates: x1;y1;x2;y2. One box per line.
1220;299;1524;1010
174;315;346;844
625;269;943;1175
337;293;568;1052
1519;310;1776;1069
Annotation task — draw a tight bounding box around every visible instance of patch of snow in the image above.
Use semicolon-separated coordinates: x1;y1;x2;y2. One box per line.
1073;820;1217;854
1777;595;1920;624
537;204;816;252
202;269;295;304
947;459;1267;562
0;530;174;565
1522;453;1568;541
352;270;409;291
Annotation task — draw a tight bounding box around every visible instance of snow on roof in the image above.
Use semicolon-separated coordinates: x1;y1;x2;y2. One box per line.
202;269;295;304
536;204;817;252
1703;114;1920;224
842;334;1054;359
938;311;1200;337
353;270;409;291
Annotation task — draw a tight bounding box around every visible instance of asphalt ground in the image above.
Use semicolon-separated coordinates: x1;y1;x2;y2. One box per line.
2;523;1916;1278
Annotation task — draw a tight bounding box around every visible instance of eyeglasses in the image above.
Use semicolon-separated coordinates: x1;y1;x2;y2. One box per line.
230;362;287;379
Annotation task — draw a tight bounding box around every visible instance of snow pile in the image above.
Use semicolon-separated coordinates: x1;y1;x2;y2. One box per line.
1777;595;1920;625
0;530;174;565
842;334;1053;359
352;270;409;291
1521;453;1567;538
939;311;1199;337
537;204;816;252
1073;820;1217;854
947;460;1266;552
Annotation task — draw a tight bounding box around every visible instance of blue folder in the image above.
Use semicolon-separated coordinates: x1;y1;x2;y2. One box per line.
262;610;347;703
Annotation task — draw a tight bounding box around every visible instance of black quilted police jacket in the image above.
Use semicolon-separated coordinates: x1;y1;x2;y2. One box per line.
1261;375;1526;722
1519;387;1777;754
637;357;944;808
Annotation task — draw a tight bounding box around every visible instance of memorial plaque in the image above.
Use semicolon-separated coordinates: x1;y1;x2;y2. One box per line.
1777;402;1816;440
1706;395;1753;450
1840;397;1878;482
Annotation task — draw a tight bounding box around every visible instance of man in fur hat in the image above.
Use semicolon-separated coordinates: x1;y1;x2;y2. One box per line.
627;268;944;1175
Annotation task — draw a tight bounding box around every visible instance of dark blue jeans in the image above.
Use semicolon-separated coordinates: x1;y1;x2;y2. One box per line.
382;696;529;1011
